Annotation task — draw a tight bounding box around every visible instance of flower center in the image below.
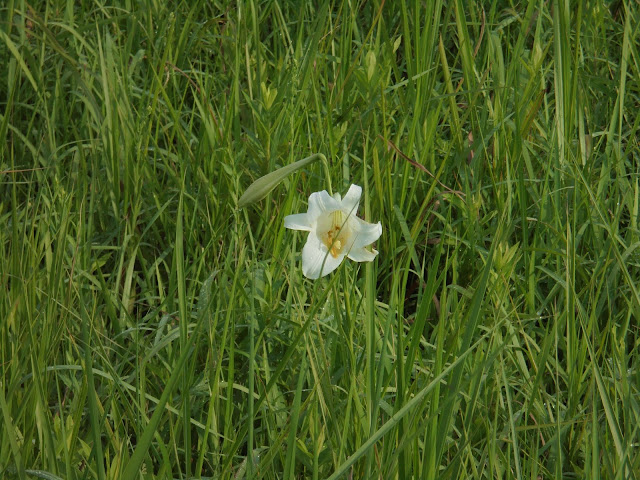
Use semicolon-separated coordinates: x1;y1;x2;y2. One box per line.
323;210;349;258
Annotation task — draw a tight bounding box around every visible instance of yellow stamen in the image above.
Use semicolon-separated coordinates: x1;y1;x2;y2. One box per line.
324;211;348;257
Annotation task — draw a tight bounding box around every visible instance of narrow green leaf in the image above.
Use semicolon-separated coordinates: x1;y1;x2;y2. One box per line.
393;204;422;273
0;382;24;480
283;354;307;479
23;470;64;480
120;268;215;478
0;30;40;94
326;325;499;480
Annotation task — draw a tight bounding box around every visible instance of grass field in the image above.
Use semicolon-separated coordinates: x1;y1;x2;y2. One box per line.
2;1;640;478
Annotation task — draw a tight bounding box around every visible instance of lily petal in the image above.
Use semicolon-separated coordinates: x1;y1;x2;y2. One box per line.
351;220;383;249
301;233;345;279
307;190;341;222
347;247;378;262
341;184;362;216
284;213;312;231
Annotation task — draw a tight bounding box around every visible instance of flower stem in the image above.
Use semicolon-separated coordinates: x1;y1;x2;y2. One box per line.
316;153;332;195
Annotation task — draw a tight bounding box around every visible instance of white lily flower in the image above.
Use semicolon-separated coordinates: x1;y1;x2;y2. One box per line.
284;184;382;279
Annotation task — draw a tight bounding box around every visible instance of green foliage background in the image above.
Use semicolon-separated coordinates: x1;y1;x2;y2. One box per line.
1;1;639;478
